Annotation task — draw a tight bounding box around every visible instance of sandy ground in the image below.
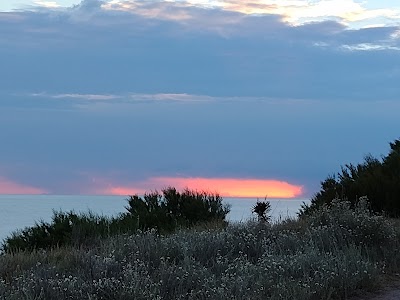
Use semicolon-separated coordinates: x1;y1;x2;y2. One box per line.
350;277;400;300
369;290;400;300
351;288;400;300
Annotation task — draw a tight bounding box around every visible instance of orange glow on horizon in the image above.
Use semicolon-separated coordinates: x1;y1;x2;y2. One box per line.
101;177;303;198
101;186;146;196
0;177;47;195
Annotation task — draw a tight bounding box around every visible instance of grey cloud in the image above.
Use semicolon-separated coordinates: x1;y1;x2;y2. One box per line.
74;0;104;10
1;1;400;196
1;93;399;196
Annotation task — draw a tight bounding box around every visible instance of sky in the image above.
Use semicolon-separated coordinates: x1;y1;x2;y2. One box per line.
0;0;399;198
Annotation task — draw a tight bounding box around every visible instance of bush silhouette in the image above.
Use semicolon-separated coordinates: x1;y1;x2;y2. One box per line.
252;200;271;223
3;188;230;252
2;211;122;252
300;138;400;217
125;187;231;232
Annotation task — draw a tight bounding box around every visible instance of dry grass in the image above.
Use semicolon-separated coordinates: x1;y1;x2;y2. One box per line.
1;200;400;300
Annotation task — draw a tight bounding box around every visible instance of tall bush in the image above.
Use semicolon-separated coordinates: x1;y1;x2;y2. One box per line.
125;187;230;232
2;187;230;252
2;211;120;252
300;138;400;217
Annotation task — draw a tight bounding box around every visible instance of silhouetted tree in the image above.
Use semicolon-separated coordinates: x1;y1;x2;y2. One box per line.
125;187;231;231
300;138;400;217
252;200;271;223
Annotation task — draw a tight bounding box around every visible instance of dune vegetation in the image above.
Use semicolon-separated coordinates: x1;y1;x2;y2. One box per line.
300;139;400;217
0;139;399;299
1;198;400;300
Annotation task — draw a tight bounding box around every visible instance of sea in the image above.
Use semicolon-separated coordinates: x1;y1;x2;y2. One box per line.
0;195;309;244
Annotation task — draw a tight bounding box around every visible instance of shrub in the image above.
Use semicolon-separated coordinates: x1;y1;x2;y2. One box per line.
252;199;272;223
305;197;397;253
3;200;399;300
300;138;400;216
124;187;230;232
1;211;123;253
2;188;230;252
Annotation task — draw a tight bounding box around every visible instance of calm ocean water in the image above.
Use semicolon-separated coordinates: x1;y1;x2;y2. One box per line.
0;195;309;243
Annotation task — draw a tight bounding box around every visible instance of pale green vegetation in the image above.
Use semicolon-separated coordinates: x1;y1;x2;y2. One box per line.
1;198;400;299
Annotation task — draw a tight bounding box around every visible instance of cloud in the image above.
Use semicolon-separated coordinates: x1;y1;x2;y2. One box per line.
29;92;317;106
34;1;62;8
50;93;120;100
0;0;399;199
36;92;216;102
392;29;400;39
128;93;216;102
91;176;304;198
102;0;195;22
17;92;329;117
340;43;400;51
0;176;47;194
2;1;399;54
101;0;400;28
1;92;399;198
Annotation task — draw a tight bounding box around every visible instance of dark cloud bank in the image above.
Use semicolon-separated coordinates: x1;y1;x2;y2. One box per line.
0;0;399;196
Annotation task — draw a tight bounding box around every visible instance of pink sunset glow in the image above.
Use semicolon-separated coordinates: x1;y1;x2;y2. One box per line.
99;177;303;198
0;177;47;195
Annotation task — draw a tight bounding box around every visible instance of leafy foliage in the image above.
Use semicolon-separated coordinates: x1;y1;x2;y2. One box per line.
1;211;135;253
252;199;271;223
2;188;230;252
300;138;400;217
1;200;400;300
125;187;231;232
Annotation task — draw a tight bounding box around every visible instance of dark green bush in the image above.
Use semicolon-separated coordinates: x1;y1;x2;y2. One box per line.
300;138;400;216
252;199;272;222
125;187;230;232
2;188;230;252
1;211;129;252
